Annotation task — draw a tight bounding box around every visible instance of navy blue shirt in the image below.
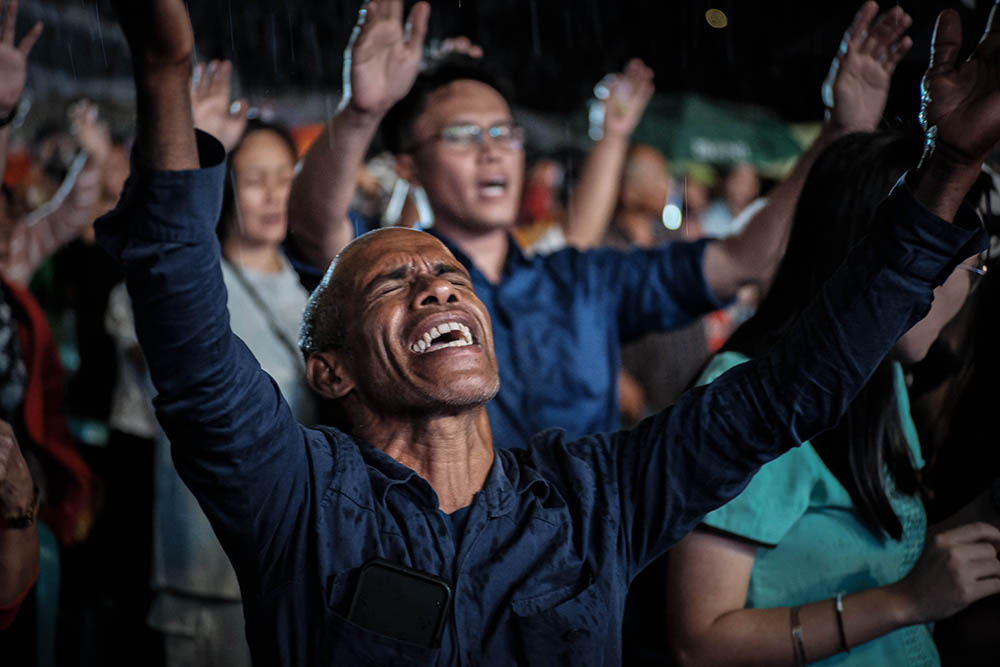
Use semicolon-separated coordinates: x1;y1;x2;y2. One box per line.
290;218;724;449
96;133;983;666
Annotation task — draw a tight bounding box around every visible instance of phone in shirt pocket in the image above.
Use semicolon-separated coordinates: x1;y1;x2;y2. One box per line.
347;558;452;648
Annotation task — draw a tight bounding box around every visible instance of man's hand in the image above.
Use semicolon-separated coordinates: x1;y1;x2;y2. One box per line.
0;420;33;520
111;0;193;73
921;5;1000;171
69;99;112;165
192;60;248;153
822;2;912;134
0;0;42;120
343;0;431;117
602;58;655;140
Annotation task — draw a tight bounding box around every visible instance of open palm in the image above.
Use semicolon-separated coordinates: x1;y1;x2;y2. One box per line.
346;0;430;115
823;2;912;133
0;0;42;118
921;7;1000;168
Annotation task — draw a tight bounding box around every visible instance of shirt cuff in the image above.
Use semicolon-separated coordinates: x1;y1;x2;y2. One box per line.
95;131;227;260
877;173;989;286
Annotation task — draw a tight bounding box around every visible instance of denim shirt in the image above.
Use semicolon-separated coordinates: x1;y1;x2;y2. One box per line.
289;217;724;450
95;133;983;666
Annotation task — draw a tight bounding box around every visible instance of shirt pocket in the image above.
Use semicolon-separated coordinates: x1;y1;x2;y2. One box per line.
319;570;441;666
323;611;440;666
510;571;608;666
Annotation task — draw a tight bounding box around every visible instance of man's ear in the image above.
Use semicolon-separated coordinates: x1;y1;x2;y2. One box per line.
306;351;354;401
394;153;420;187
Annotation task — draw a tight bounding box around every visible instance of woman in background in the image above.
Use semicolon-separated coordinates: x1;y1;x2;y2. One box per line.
665;129;1000;667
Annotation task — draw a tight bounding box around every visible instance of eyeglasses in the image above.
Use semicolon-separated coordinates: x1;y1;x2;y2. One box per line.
407;122;525;153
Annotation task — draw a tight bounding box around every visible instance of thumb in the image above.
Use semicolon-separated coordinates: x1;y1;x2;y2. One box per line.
929;9;963;72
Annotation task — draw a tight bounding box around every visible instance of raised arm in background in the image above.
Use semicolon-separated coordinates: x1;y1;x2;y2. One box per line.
562;58;655;249
0;0;39;181
667;7;1000;665
191;59;248;154
702;1;912;299
1;100;104;285
287;0;429;268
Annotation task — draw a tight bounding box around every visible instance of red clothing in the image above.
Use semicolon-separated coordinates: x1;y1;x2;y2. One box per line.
0;562;38;630
5;278;93;545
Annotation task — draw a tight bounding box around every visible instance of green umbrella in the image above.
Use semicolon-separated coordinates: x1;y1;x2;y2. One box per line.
586;92;804;173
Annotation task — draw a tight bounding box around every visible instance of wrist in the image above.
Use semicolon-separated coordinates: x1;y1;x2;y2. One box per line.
596;129;631;148
341;99;389;128
882;580;922;627
909;148;981;223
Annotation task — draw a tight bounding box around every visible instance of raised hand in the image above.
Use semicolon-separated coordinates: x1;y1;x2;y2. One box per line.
111;0;193;72
921;5;1000;170
602;58;655;140
0;0;42;120
893;522;1000;623
343;0;431;117
69;99;112;164
111;0;197;171
192;60;248;153
822;2;912;133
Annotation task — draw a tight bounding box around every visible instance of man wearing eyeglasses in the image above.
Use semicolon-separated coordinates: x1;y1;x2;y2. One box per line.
289;1;912;450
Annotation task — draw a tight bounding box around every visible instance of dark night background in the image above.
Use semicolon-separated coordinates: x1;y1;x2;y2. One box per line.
15;1;998;130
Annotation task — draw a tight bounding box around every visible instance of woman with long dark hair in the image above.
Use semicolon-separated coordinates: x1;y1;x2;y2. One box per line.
665;128;999;666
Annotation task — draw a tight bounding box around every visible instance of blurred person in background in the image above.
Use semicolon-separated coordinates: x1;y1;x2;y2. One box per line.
0;5;96;666
603;144;709;425
288;1;909;451
702;162;762;239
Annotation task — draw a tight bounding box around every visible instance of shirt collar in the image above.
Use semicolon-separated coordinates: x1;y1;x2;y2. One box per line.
348;434;552;517
425;228;531;282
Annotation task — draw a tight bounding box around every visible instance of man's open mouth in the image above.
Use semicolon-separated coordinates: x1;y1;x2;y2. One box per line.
410;321;475;354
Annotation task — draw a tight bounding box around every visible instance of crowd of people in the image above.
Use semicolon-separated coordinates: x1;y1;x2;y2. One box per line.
1;0;999;665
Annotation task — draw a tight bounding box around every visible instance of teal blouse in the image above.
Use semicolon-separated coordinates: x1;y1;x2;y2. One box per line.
698;351;936;667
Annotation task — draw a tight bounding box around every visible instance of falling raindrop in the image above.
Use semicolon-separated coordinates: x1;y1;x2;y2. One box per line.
94;3;107;67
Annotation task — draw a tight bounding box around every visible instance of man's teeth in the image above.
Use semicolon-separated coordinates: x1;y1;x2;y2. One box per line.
480;183;506;196
410;321;474;353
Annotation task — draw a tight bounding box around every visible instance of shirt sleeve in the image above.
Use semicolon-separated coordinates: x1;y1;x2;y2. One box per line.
599;178;988;575
94;132;313;601
590;239;731;342
693;352;816;546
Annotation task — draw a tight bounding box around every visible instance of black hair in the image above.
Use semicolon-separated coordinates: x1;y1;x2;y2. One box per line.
218;119;299;240
723;127;925;540
380;54;514;155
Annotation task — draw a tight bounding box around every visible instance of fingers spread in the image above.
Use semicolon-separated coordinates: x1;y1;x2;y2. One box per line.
930;9;964;72
1;0;17;45
864;6;912;54
845;1;879;50
405;1;431;52
16;20;41;55
885;36;914;72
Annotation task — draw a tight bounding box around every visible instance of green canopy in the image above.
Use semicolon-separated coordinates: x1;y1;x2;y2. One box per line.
586;92;805;174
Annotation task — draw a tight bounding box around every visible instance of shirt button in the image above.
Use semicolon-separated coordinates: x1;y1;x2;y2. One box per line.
563;628;584;643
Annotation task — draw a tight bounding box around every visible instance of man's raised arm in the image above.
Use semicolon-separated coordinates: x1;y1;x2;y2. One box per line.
112;0;197;170
288;0;429;268
702;2;912;298
617;3;1000;572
